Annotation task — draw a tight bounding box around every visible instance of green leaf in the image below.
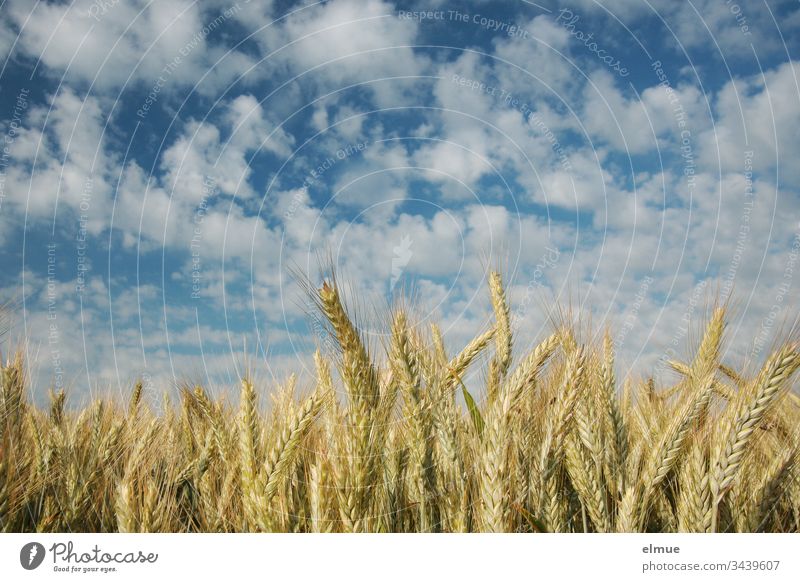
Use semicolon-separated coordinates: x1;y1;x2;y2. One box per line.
512;503;548;533
452;370;483;437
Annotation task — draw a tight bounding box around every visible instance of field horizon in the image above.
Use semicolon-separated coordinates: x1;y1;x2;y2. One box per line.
2;272;799;533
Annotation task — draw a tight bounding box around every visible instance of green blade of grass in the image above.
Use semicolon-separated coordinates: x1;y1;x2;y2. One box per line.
450;368;484;437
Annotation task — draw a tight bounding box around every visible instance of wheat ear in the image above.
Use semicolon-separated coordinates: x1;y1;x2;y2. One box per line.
709;344;799;530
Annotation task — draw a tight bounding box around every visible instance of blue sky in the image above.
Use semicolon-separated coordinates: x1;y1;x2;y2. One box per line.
0;0;799;402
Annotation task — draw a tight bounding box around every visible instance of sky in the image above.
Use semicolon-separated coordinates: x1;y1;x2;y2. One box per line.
0;0;799;404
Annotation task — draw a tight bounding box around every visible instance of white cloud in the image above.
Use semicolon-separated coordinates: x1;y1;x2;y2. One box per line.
698;61;800;187
581;69;661;154
254;0;430;106
159;95;293;208
566;0;798;59
3;1;799;403
3;89;113;234
0;17;15;62
492;14;575;100
662;0;792;58
7;0;256;93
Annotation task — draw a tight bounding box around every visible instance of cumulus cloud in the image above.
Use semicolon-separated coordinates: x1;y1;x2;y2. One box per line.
697;61;800;187
6;0;256;93
562;0;799;59
2;89;114;234
252;0;430;106
2;0;799;401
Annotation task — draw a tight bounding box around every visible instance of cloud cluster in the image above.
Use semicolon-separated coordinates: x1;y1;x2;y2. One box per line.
1;0;798;399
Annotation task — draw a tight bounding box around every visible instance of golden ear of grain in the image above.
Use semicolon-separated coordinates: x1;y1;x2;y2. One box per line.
675;434;711;532
600;330;626;496
564;434;609;532
4;276;800;534
129;381;143;418
488;271;512;391
446;327;495;390
739;438;796;532
653;375;716;486
617;370;716;532
0;352;27;437
536;346;586;530
499;333;559;417
318;280;379;412
49;389;65;426
263;390;324;506
115;481;136;533
430;323;448;366
237;378;261;531
708;344;800;530
691;306;726;381
390;311;421;400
